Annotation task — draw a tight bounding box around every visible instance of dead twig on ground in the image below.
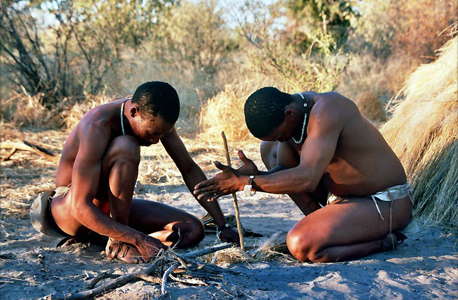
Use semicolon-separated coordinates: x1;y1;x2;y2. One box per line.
161;263;179;295
0;140;55;161
221;131;245;250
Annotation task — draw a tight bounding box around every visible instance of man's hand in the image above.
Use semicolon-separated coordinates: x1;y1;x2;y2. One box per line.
106;238;145;264
218;226;240;244
194;161;244;201
235;150;259;175
134;234;167;261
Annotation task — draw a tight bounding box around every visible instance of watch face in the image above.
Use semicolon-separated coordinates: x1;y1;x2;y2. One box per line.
243;184;252;197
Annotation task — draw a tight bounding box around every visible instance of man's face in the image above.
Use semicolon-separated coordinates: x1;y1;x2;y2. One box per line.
131;113;173;146
260;119;296;142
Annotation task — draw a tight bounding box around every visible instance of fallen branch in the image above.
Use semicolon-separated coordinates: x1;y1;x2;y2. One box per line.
0;140;55;160
221;131;245;251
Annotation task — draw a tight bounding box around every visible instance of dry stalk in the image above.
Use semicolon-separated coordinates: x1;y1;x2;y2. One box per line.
221;131;245;250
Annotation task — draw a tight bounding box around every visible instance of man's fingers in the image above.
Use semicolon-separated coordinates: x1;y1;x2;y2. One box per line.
111;243;121;259
210;193;224;202
214;161;228;170
196;191;214;201
194;178;215;190
194;185;217;194
238;150;251;163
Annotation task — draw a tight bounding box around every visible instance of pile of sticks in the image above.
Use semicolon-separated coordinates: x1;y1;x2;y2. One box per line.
52;243;234;299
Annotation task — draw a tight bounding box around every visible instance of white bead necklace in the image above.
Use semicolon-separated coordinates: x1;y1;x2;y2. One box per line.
291;93;308;144
120;101;126;136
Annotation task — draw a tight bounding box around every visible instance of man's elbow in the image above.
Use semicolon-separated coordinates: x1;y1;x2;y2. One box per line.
293;178;319;194
70;202;88;221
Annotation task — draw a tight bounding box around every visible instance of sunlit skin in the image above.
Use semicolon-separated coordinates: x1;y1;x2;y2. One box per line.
194;91;413;262
51;98;238;263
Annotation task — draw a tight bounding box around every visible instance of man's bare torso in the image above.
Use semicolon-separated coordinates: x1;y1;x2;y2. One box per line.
55;98;127;187
292;92;406;197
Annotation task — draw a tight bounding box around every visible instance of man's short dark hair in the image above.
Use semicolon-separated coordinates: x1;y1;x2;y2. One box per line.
131;81;180;124
244;87;293;138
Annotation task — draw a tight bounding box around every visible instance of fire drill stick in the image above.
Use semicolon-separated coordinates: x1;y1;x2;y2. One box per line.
221;131;245;251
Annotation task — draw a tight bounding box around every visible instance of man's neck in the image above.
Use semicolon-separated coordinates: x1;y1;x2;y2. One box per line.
291;95;313;144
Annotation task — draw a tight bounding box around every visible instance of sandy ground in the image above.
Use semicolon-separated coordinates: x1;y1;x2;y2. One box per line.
0;129;457;299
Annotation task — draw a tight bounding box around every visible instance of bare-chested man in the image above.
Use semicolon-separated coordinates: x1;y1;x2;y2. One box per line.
30;81;238;263
194;87;412;262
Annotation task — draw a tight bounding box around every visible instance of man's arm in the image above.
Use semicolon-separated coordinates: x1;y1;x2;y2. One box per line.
160;129;227;227
70;123;163;259
194;101;343;198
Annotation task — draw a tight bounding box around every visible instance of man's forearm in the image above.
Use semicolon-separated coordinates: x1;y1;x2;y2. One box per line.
72;202;143;245
183;165;226;227
257;165;288;176
240;167;317;194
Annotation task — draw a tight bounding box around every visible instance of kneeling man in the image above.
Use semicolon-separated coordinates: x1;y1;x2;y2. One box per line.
31;81;237;263
194;87;412;262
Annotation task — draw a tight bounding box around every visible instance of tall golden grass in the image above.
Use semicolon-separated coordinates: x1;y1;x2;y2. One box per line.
199;83;260;143
0;92;57;128
381;37;458;226
62;95;112;130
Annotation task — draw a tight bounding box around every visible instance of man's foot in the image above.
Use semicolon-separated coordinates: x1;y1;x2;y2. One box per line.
381;231;407;251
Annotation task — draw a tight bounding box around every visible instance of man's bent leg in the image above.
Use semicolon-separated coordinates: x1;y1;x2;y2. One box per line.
101;135;140;224
286;196;412;262
128;199;204;248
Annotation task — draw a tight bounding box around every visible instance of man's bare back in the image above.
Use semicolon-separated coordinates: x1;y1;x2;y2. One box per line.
194;87;412;262
289;92;406;197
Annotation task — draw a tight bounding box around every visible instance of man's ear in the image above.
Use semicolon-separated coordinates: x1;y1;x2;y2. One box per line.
129;105;138;118
284;106;298;122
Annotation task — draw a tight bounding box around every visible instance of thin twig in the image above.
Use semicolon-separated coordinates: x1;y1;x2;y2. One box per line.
135;274;161;284
221;131;245;250
161;263;179;295
168;274;207;286
182;243;232;258
2;148;17;161
55;251;165;300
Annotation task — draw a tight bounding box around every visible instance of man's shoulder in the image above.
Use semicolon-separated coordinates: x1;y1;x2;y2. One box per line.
308;92;359;133
313;92;358;116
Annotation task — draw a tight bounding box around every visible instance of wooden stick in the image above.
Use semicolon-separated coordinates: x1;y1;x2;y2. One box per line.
221;131;245;251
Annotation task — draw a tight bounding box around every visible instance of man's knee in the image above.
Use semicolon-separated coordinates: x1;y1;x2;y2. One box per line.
176;216;204;248
286;226;325;263
260;141;276;169
105;136;140;166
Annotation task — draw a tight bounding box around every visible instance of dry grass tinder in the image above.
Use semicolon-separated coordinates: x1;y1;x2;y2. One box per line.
381;37;458;226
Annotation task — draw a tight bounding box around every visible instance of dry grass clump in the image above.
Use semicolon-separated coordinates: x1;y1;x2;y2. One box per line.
199;83;259;143
0;92;58;128
337;54;419;123
203;233;295;266
63;94;112;130
381;37;458;226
